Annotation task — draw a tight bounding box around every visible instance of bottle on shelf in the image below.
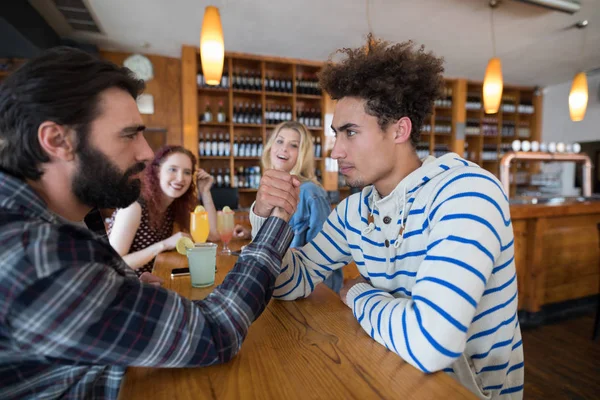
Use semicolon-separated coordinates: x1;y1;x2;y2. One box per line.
517;101;534;114
238;137;246;157
216;168;224;187
217;101;226;123
223;168;231;187
256;103;262;124
224;133;231;156
314;136;322;158
416;142;430;159
211;133;218;156
297;74;321;95
203;103;213;123
434;144;451;158
315;168;322;183
217;132;224;156
197;72;228;89
241;70;249;91
482;144;498;161
257;138;263;156
198;133;205;156
465;94;482;110
203;133;211;156
233;136;239;157
251;137;259;157
434;86;453;108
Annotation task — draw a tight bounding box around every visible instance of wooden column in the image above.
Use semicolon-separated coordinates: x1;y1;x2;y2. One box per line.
451;79;467;156
181;45;199;157
322;93;338;192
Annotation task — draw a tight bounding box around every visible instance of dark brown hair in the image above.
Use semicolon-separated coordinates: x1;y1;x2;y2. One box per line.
0;46;144;180
142;145;197;230
318;35;445;146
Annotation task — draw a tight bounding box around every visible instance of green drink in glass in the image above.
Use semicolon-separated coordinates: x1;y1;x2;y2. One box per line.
186;243;217;287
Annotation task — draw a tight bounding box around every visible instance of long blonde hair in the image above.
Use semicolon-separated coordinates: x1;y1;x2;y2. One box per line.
262;121;318;183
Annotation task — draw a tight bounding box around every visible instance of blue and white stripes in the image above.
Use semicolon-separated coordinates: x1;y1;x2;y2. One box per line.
250;153;524;399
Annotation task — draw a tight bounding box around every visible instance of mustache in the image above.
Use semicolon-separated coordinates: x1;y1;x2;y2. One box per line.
123;162;147;179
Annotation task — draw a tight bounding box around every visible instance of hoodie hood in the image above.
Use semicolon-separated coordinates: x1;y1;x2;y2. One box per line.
362;153;475;248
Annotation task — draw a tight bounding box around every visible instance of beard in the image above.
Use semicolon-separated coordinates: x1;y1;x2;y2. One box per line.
342;174;365;189
72;141;147;209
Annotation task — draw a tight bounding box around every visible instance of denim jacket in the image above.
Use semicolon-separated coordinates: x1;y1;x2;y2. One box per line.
288;181;343;292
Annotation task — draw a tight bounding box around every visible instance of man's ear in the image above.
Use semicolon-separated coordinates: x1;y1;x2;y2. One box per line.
392;116;413;144
38;121;76;161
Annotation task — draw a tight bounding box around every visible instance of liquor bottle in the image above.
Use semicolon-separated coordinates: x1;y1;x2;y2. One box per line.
211;133;218;157
217;101;226;123
198;133;204;156
223;168;231;187
217;132;225;156
203;103;212;123
224;133;231;156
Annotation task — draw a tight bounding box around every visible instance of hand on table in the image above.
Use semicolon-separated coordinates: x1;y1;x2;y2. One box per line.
339;276;370;307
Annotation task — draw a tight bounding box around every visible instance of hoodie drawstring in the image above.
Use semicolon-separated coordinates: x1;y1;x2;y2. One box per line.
393;186;407;249
363;208;376;234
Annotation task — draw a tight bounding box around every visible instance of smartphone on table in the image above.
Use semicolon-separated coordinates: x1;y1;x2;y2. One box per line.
171;267;190;277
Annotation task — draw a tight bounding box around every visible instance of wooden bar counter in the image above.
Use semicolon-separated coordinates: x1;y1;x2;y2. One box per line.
510;199;600;314
119;241;475;399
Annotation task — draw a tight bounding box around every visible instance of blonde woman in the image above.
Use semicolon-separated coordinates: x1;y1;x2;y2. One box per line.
251;121;343;293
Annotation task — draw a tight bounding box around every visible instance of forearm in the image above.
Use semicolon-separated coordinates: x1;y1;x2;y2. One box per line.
121;241;166;270
12;218;293;369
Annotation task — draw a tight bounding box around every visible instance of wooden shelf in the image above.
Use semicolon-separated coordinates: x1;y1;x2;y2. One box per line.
197;86;229;93
296;94;322;100
234;157;261;161
0;71;10;78
238;188;258;192
307;126;323;131
265;92;293;98
233;123;262;128
233;89;263;95
199;156;229;160
199;122;230;127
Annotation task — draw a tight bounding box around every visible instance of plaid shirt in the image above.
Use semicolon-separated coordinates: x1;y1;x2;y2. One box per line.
0;170;293;399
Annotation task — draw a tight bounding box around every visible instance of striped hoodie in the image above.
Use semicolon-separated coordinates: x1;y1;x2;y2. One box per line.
251;153;524;399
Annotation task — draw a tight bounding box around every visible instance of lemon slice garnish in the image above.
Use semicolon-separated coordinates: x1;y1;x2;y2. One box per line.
194;205;206;213
175;237;194;255
222;206;232;213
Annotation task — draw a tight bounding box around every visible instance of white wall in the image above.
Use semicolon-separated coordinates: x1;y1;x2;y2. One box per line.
541;74;600;195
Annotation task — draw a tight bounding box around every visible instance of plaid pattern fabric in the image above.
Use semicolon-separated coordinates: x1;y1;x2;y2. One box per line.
0;170;293;399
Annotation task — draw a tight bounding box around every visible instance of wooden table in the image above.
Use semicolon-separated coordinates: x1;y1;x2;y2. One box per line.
119;241;475;399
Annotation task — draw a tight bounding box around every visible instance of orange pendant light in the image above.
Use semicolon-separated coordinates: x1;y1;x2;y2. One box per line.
200;6;224;86
483;57;503;114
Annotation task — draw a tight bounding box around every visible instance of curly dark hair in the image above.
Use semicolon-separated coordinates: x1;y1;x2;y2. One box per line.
142;145;197;231
318;35;445;146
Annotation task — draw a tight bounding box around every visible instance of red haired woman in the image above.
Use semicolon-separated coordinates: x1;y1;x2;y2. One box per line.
108;145;219;276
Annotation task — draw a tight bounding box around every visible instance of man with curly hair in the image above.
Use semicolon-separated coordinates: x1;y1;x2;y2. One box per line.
251;36;523;399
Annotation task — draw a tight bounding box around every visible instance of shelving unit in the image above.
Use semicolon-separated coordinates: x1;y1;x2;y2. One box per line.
463;81;542;197
182;47;327;209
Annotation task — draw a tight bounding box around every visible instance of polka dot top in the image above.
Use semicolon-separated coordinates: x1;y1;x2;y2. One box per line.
108;200;174;276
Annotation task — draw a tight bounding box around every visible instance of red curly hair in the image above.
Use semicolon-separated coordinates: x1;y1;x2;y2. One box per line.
142;145;197;231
